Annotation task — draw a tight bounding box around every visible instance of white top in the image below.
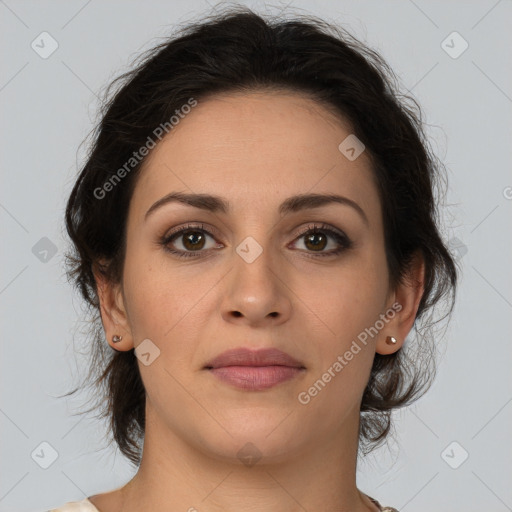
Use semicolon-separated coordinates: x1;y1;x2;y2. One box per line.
48;495;398;511
48;498;99;511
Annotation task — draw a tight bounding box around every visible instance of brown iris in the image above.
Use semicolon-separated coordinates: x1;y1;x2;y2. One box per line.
182;231;206;251
304;232;327;251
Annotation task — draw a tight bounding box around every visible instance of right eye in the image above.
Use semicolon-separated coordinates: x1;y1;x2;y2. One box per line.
160;223;223;259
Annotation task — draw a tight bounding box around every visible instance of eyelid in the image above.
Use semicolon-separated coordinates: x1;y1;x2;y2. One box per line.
162;222;223;241
294;222;347;240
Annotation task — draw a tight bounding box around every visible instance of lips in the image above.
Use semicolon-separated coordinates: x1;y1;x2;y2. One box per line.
203;347;305;369
204;347;306;391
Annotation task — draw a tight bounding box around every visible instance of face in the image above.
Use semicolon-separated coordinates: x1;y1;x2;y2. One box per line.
103;91;408;464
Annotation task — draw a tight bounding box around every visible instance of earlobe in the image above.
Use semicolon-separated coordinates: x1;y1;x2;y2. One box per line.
93;262;133;352
376;251;426;355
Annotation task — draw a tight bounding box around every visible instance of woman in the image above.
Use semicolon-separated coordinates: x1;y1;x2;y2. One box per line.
50;6;457;511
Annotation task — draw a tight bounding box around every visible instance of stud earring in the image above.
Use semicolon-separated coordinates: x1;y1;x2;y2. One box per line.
385;336;398;345
112;335;123;343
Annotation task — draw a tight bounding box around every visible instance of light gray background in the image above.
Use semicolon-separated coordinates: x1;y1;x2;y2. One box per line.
1;1;511;511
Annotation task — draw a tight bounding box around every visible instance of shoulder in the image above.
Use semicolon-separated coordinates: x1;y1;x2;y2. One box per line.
47;498;99;512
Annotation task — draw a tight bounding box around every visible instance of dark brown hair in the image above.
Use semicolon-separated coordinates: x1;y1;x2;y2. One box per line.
63;5;458;467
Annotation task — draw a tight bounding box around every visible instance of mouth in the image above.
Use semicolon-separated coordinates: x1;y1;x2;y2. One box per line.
204;347;306;391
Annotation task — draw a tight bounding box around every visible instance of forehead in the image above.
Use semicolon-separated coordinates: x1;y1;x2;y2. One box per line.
130;90;379;222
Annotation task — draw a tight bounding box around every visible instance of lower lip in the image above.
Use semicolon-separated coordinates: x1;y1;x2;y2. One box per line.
208;365;304;390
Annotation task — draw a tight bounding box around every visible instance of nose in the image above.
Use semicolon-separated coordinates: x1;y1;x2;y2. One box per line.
221;242;292;328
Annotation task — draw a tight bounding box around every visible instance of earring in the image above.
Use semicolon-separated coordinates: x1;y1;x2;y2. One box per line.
385;336;398;345
112;335;123;343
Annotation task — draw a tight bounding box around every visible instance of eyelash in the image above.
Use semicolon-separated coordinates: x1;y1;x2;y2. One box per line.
159;222;352;259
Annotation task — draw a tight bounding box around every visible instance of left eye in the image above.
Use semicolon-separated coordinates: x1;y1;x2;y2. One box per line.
290;224;351;256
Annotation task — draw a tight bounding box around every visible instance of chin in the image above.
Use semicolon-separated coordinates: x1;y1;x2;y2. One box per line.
194;411;306;466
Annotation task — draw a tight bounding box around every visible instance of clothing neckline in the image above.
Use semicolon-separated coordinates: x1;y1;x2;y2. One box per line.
80;498;100;511
84;494;391;511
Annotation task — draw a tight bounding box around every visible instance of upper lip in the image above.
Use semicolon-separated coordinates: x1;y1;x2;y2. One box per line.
204;347;305;369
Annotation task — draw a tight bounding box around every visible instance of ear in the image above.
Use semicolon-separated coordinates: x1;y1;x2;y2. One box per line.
93;261;133;352
376;250;425;355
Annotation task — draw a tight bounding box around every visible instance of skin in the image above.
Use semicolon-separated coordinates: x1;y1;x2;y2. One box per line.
90;90;424;512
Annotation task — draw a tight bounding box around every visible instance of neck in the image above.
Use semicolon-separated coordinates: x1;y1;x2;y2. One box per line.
115;402;378;512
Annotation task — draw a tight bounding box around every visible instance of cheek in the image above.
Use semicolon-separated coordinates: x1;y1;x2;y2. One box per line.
305;253;389;339
121;248;217;347
296;273;383;415
297;248;388;393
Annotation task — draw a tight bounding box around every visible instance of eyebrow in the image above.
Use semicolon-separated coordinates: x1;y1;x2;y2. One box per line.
144;191;369;226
